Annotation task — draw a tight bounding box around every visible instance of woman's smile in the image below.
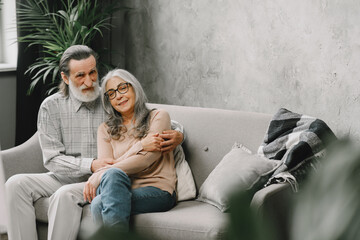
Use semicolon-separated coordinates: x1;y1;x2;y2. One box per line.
118;100;128;106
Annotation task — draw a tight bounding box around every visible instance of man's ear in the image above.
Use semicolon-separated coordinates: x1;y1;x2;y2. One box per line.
61;72;69;85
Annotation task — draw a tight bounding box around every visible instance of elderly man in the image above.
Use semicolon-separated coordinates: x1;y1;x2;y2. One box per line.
5;45;184;240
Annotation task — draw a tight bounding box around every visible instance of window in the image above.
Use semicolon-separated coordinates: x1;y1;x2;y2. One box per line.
0;4;3;63
0;0;18;72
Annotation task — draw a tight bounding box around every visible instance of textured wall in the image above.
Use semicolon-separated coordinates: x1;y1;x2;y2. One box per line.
114;0;360;140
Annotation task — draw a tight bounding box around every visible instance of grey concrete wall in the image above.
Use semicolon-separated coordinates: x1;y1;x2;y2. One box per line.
0;71;16;150
113;0;360;140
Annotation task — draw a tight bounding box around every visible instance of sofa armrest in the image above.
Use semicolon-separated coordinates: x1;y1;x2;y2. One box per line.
1;132;47;181
250;183;293;240
250;182;291;213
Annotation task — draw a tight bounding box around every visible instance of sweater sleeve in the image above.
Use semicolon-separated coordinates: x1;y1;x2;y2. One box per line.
112;109;171;175
97;123;115;159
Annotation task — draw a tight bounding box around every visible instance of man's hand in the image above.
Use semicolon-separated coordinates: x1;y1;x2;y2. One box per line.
83;169;105;203
159;130;184;153
141;133;164;152
91;158;114;173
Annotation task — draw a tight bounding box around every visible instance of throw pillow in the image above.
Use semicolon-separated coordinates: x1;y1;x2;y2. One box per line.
174;145;197;201
197;142;280;212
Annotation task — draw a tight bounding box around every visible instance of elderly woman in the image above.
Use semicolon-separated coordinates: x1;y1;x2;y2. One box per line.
83;69;177;231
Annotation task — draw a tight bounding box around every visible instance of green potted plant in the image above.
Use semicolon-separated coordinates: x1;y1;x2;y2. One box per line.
17;0;121;94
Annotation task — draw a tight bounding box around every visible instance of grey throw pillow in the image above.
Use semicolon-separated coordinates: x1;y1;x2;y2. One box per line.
197;143;280;212
174;145;197;201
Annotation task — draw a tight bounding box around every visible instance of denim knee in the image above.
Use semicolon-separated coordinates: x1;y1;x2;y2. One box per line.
101;168;130;187
96;168;132;229
90;195;102;214
90;195;103;225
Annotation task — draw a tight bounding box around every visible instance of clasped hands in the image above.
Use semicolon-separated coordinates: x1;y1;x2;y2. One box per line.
83;130;183;203
141;130;183;153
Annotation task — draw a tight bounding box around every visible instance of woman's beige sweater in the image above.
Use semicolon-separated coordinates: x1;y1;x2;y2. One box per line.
97;109;176;194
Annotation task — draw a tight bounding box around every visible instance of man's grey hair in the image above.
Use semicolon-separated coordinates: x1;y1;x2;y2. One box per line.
58;45;98;96
101;69;152;140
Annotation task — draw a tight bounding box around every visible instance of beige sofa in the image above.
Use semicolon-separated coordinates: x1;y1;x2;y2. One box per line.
1;103;292;240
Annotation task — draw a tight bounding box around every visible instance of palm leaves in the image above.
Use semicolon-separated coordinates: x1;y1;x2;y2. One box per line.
17;0;121;94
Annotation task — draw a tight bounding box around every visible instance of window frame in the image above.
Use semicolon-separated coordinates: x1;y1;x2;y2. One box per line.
0;0;18;72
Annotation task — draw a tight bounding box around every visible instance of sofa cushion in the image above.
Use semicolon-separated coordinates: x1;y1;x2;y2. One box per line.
81;201;228;240
37;198;227;240
197;143;279;212
36;198;227;240
174;145;197;201
132;201;228;240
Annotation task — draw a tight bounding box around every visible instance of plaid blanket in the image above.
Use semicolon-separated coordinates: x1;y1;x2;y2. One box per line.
258;108;337;190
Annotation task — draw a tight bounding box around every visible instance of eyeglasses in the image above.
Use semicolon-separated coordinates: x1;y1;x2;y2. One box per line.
104;82;130;100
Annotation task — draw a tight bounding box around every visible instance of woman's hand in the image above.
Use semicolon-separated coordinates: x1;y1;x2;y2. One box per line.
159;130;184;153
83;169;105;203
141;133;164;151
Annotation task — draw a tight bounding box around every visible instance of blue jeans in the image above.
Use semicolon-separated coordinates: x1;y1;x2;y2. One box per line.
90;168;176;231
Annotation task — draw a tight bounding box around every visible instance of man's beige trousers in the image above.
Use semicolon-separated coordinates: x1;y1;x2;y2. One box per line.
5;173;85;240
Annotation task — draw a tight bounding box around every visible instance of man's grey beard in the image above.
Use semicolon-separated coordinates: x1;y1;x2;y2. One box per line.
69;78;100;102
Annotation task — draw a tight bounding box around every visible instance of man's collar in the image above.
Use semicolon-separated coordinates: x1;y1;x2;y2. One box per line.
83;100;97;113
69;91;98;113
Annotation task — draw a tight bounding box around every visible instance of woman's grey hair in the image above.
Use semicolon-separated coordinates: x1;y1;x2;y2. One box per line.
101;69;152;140
58;45;98;96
